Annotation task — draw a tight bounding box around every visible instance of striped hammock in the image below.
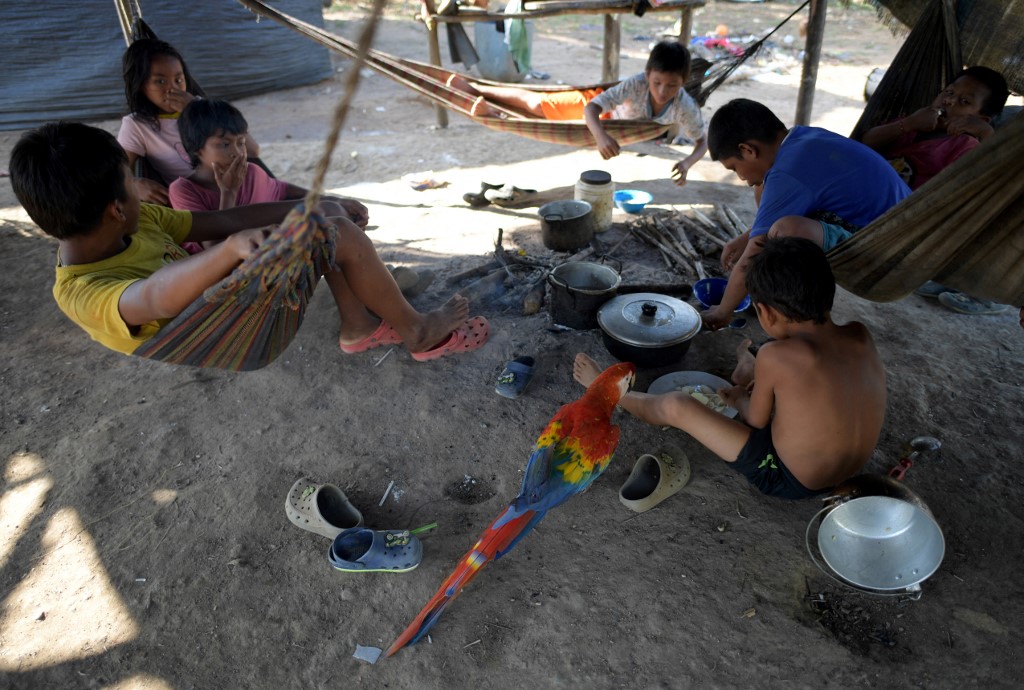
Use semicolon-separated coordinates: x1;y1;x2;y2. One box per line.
132;204;336;370
234;0;794;147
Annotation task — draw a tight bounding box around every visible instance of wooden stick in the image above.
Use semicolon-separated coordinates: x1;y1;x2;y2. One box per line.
714;204;739;238
724;205;748;236
661;217;704;266
686;206;730;242
653;217;696;261
522;275;546;315
494;228;515;278
458;268;507;303
446;260;500;286
688;221;728;248
630;223;696;276
630;226;688;269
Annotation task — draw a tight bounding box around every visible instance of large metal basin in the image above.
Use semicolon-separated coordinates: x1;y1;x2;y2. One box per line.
816;495;945;592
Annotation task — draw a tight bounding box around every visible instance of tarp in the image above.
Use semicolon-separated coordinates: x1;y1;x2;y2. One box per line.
0;0;332;131
868;0;1024;95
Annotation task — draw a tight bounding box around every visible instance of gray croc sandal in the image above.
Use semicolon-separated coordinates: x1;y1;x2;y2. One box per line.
619;445;692;513
495;356;535;399
938;291;1011;315
286;478;364;540
328;528;423;573
914;281;957;299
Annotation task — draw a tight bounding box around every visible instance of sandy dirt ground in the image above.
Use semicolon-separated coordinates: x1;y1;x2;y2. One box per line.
1;1;1023;688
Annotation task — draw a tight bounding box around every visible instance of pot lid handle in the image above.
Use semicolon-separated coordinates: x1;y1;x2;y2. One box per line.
641;302;658;318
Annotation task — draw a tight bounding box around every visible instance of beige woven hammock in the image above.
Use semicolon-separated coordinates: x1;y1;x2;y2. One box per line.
827;110;1024;306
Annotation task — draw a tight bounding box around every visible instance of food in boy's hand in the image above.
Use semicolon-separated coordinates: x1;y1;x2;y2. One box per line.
678;384;729;413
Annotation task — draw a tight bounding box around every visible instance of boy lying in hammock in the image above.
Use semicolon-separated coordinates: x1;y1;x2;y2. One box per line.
8;122;489;362
450;40;707;186
701;98;911;330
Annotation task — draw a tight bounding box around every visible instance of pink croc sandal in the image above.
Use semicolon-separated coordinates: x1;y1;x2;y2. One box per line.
410;316;490;362
340;321;403;354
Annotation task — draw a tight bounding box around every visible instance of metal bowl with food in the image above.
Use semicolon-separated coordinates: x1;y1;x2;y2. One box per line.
647;371;739;418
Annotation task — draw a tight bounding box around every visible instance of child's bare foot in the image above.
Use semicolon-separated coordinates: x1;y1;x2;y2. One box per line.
573;353;603;388
406;294;470;352
731;338;756;386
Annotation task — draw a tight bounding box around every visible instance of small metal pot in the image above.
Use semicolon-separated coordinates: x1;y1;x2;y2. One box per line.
596;293;702;368
539;200;594;251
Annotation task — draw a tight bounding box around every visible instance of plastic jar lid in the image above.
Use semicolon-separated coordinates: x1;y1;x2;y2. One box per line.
579;170;612;186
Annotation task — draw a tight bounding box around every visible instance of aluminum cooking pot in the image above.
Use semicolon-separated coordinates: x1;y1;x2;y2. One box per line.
539;200;594;251
596;293;702;368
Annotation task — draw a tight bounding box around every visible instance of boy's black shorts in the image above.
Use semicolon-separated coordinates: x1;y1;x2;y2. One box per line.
729;426;830;500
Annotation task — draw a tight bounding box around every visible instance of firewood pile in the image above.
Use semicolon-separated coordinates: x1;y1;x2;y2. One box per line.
625;204;746;282
442;205;749;317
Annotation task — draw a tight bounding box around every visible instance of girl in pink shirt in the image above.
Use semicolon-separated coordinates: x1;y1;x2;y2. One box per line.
118;39;261;206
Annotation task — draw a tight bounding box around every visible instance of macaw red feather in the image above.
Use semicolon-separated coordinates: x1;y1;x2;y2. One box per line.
386;361;635;657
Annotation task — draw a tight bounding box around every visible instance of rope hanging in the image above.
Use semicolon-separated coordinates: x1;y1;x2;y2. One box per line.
134;0;390;370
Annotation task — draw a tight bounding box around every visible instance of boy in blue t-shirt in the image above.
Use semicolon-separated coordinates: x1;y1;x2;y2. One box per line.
703;98;911;330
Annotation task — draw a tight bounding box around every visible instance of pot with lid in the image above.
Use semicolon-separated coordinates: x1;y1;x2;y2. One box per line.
596;293;702;368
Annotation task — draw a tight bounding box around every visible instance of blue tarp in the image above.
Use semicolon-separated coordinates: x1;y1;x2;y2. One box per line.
0;1;333;131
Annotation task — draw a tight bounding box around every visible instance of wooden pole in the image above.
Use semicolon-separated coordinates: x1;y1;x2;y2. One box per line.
676;7;693;42
602;14;621;82
420;0;450;128
795;0;827;125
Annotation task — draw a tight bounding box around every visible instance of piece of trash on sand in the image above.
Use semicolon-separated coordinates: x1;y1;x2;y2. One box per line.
404;172;449;191
379;480;395;506
353;645;382;664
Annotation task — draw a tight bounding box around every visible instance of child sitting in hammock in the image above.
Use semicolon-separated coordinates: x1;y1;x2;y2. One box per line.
450;40;707;186
8;122;489;362
169;99;367;249
860;66;1011;315
118;38;256;206
860;66;1012;316
860;66;1009;191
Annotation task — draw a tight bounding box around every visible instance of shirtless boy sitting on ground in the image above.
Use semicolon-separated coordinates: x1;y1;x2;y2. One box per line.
574;237;887;499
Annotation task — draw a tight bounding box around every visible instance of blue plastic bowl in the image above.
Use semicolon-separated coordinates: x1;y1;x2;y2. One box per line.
693;277;752;312
613;189;653;214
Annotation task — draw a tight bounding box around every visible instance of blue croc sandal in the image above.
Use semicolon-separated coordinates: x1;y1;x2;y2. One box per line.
495;356;535;399
328;528;423;573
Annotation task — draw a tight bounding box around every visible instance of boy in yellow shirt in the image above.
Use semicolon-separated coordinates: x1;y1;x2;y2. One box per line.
9;122;488;360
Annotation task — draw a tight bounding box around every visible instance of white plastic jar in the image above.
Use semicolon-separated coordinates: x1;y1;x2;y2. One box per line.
574;169;615;233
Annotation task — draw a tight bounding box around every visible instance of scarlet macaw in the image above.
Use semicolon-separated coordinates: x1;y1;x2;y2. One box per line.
386;361;636;656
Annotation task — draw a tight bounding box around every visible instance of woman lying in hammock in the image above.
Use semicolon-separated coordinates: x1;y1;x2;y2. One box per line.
8;122;490;364
450;40;708;186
